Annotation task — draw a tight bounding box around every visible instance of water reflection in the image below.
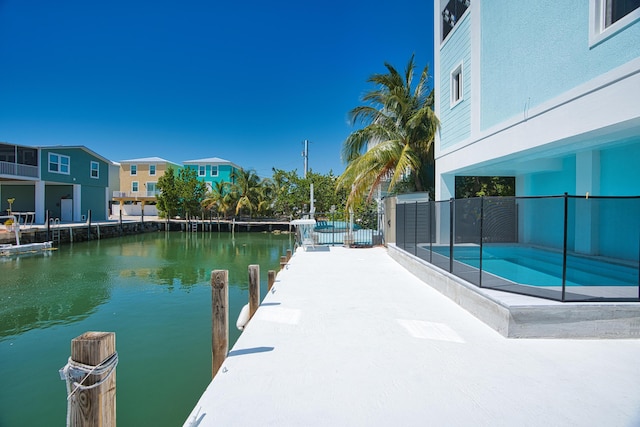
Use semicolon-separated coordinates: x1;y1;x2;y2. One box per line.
0;231;291;339
0;254;111;339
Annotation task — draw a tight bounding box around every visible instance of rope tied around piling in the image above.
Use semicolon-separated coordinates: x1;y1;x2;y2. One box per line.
59;351;119;400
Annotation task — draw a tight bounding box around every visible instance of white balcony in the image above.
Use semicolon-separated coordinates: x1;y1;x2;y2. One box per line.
0;161;39;179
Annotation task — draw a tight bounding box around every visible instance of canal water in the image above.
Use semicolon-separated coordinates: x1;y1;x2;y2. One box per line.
0;231;293;426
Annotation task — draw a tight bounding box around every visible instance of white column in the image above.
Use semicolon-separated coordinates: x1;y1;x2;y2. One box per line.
436;173;455;245
73;184;82;222
574;150;600;255
35;181;46;224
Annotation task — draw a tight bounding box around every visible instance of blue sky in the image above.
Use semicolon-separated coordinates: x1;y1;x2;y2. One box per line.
0;0;434;177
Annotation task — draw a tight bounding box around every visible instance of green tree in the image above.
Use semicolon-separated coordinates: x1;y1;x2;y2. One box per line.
455;176;516;198
177;168;207;218
156;166;207;218
337;55;439;208
156;166;180;218
270;168;349;218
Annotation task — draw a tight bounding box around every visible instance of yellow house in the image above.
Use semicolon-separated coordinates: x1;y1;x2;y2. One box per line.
113;157;181;216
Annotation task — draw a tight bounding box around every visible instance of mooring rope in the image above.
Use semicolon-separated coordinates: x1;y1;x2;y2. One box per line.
59;352;118;426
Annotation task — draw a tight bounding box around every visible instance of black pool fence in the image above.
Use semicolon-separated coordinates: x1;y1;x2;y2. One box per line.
395;194;640;302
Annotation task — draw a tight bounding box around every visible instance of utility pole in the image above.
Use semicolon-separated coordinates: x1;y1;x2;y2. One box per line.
302;139;309;178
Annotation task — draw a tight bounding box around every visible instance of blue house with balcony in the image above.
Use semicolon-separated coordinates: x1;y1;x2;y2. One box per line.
182;157;241;191
433;0;640;260
0;142;112;224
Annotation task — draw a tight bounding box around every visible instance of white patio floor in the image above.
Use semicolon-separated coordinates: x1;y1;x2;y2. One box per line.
185;246;640;426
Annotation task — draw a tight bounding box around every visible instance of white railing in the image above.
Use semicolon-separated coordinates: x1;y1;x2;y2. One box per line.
112;190;161;198
0;161;39;178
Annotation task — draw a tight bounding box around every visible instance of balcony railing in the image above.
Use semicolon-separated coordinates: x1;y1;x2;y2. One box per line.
0;161;39;178
113;190;161;199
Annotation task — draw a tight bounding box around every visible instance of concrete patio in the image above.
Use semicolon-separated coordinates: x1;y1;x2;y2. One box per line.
185;245;640;426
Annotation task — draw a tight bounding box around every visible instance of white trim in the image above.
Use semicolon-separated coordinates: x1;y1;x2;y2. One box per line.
130;164;137;176
435;64;640;177
450;62;464;108
589;0;640;47
437;56;640;161
132;181;139;192
210;165;219;177
149;164;156;176
198;165;206;177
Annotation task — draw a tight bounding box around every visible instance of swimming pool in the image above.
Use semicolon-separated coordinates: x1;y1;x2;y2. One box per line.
425;244;638;288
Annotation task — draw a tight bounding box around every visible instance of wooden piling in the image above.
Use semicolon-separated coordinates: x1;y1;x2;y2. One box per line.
248;264;260;319
268;270;276;291
68;331;117;427
286;249;292;262
280;256;287;270
211;270;229;378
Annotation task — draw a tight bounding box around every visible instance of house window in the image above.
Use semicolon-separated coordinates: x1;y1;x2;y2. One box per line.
605;0;640;27
590;0;640;45
450;63;463;107
90;161;99;179
442;0;470;41
211;165;218;177
130;164;137;175
132;181;139;192
199;165;206;176
49;153;70;175
149;164;156;176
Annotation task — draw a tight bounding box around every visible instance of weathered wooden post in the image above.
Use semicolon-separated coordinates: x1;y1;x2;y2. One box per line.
87;210;92;241
268;270;276;291
248;265;260;319
280;256;287;270
286;249;292;262
64;331;117;427
46;210;51;241
211;270;228;378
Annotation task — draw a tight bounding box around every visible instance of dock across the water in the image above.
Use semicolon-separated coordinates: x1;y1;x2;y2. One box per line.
184;246;640;426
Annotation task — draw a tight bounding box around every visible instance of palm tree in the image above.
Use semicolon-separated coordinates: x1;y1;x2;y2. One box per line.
202;180;233;218
337;55;439;208
232;168;262;216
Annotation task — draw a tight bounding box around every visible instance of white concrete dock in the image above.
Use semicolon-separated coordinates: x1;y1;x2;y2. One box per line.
185;246;640;426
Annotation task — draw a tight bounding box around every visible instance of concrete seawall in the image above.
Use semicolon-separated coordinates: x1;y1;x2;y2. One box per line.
0;220;292;245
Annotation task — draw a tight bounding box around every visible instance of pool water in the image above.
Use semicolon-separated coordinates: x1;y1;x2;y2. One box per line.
429;245;638;287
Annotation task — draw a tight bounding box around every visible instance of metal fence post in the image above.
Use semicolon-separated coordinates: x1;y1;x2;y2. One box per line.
562;193;568;302
413;200;418;256
449;198;454;273
479;196;484;288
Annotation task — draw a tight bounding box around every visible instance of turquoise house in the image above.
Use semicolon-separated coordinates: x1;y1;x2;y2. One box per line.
433;0;640;260
0;143;112;223
182;157;241;191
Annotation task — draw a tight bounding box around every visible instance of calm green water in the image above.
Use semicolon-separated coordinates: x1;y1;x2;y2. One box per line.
0;231;293;427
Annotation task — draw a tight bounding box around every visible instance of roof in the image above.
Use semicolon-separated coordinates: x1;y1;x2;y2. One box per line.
119;157;181;166
183;157;241;169
38;145;114;165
